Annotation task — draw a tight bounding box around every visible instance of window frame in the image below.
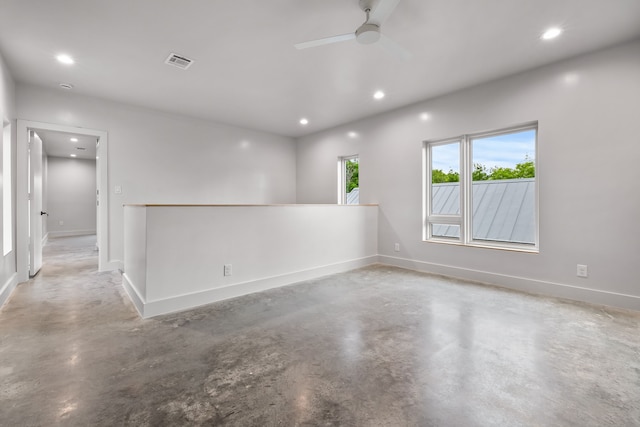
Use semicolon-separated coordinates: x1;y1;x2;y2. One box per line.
423;122;538;252
338;154;359;205
423;137;465;241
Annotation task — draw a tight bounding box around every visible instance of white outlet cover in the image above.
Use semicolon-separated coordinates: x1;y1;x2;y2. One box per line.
577;264;588;278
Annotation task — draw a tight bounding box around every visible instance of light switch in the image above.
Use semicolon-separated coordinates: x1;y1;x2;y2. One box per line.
114;185;122;194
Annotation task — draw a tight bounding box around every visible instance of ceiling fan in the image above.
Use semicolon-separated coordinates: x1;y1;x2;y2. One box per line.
294;0;411;60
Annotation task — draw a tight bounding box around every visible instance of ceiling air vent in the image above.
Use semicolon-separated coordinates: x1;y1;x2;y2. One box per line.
165;53;194;70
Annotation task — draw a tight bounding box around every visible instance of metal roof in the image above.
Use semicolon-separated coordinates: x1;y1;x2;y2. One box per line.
347;188;360;205
431;179;535;244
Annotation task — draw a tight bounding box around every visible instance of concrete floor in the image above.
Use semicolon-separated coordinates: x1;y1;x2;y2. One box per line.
1;237;639;426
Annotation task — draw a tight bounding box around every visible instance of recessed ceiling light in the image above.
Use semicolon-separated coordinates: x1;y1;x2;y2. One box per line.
541;27;562;40
70;137;78;142
56;54;75;65
299;118;309;125
373;90;385;100
59;83;74;90
420;113;430;121
70;154;77;158
563;72;580;85
348;131;358;138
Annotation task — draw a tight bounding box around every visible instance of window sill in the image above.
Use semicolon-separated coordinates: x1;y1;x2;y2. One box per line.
423;238;539;254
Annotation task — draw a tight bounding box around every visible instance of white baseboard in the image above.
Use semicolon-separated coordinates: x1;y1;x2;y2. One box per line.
122;273;145;317
0;273;19;310
122;252;639;318
48;229;96;238
130;255;379;318
379;255;640;312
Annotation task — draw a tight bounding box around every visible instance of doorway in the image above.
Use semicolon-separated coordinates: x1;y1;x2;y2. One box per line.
16;120;110;282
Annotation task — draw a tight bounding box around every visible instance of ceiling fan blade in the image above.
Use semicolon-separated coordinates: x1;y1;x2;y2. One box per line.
295;33;356;50
368;0;401;25
378;33;412;60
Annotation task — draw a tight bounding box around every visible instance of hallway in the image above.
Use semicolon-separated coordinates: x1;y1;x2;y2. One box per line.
1;236;640;426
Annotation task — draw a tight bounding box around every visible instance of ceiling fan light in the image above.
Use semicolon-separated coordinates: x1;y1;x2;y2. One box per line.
356;23;381;44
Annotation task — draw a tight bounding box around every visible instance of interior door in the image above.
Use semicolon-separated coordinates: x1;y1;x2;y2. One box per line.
29;130;44;276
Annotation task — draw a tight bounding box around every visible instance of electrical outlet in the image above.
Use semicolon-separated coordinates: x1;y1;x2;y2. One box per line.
59;220;64;226
224;264;232;276
394;243;400;252
577;264;588;278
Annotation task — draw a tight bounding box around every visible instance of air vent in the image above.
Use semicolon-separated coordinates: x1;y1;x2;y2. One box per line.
76;147;86;151
165;53;193;70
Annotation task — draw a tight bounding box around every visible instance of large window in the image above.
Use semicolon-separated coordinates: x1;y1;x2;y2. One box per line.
424;123;537;251
338;155;359;205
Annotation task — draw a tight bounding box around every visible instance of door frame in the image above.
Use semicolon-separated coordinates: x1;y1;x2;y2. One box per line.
16;120;111;282
28;130;44;277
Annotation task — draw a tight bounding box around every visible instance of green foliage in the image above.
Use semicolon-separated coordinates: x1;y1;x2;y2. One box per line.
346;160;359;193
432;169;460;183
513;160;535;178
484;160;535;181
433;159;535;183
487;166;519;180
472;163;489;181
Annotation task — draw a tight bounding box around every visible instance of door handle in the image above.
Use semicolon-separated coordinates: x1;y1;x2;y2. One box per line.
40;211;48;216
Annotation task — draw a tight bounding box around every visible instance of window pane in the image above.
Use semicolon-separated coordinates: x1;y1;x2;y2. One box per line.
471;129;536;244
344;157;359;205
431;142;460;215
431;224;460;239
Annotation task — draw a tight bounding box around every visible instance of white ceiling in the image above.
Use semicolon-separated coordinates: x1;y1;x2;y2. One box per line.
1;0;639;138
35;129;97;160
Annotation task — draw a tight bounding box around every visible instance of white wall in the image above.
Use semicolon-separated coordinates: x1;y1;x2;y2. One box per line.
0;50;18;306
16;85;297;267
297;40;640;310
46;157;96;237
123;205;378;317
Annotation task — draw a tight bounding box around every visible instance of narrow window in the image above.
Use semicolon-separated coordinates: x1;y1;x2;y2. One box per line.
338;155;359;204
2;119;12;255
429;140;461;240
424;123;537;251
